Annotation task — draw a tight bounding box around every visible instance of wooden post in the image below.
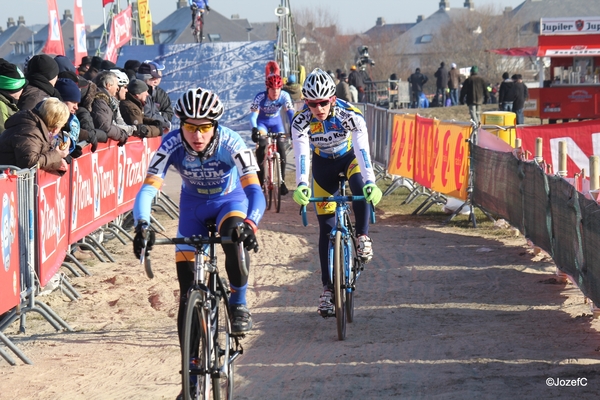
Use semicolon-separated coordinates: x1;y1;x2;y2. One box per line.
534;137;543;163
590;155;599;191
558;141;567;177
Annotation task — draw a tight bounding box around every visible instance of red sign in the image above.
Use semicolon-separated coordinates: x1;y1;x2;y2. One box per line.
105;6;132;63
413;115;435;188
73;0;88;67
0;174;20;315
37;170;71;287
525;87;600;120
517;119;600;178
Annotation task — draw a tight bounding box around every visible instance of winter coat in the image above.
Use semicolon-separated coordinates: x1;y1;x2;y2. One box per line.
152;86;174;122
348;70;364;90
513;81;529;110
0;91;19;134
335;80;352;102
119;92;162;138
408;72;428;93
282;83;302;101
17;74;62;111
144;87;171;131
76;81;108;145
91;90;128;145
434;66;449;89
0;108;64;171
459;74;488;106
498;80;516;105
448;68;461;90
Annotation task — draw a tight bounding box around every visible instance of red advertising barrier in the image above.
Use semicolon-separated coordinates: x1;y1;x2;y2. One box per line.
0;174;20;315
37;169;71;287
517;119;600;178
388;114;415;179
413;115;436;189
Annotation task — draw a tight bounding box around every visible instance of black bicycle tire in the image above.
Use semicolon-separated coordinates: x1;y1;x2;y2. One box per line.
265;158;273;210
182;290;210;400
334;230;346;340
345;212;356;323
212;277;234;400
273;152;281;213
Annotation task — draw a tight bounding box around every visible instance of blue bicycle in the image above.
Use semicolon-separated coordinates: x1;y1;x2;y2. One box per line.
301;174;376;340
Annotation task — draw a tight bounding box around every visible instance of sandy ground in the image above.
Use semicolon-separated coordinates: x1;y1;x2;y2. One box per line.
2;163;600;399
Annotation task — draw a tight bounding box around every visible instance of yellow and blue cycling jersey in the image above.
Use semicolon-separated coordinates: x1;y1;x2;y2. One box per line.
290;98;376;187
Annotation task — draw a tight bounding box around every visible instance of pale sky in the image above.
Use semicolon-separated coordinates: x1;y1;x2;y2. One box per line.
8;0;525;33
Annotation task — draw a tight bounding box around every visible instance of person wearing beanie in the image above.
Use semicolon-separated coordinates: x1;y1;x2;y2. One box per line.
55;78;82;114
459;65;488;125
136;62;171;132
54;55;76;74
335;72;351;102
282;73;302;101
17;54;62;111
75;77;106;153
448;62;461;106
119;79;162;139
100;60;117;71
0;59;27;133
0;97;70;173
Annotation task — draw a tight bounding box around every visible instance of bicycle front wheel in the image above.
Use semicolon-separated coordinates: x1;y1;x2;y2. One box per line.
273;152;282;213
333;231;346;340
212;277;234;400
264;158;273;210
182;290;211;400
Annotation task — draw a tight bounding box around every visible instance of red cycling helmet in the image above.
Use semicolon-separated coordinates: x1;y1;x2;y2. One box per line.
265;74;283;89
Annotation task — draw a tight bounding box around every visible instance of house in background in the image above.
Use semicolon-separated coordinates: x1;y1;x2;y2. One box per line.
0;17;34;60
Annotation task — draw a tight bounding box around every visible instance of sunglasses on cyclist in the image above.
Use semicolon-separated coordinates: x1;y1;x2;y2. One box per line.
182;121;214;134
306;99;331;108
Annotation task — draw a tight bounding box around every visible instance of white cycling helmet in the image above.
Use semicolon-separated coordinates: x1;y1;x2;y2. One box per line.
174;87;224;121
110;69;129;87
302;68;336;100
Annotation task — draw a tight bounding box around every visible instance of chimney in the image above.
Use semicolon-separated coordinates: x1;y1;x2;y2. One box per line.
416;15;424;23
307;22;314;31
63;9;72;20
17;16;25;26
464;0;474;10
503;6;513;16
7;17;15;29
231;14;240;19
177;0;188;9
376;17;385;27
439;1;450;10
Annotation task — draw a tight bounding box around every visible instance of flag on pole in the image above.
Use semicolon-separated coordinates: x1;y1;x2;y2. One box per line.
42;0;65;56
73;0;88;67
104;6;132;63
137;0;154;45
102;0;114;7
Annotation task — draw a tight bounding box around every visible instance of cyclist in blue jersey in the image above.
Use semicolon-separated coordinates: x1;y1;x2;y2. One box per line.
132;87;265;343
189;0;209;28
290;68;383;317
250;73;295;195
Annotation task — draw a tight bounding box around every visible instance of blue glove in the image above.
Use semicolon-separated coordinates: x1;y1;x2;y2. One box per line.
363;183;382;206
293;184;311;206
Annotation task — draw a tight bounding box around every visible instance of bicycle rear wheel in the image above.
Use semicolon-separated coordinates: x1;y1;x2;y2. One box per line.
333;231;346;340
182;290;211;400
212;277;234;400
273;153;282;213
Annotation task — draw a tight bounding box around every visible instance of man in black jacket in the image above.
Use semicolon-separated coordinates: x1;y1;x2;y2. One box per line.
137;62;172;133
434;62;448;107
408;67;428;108
513;74;528;124
459;66;488;126
498;72;516;111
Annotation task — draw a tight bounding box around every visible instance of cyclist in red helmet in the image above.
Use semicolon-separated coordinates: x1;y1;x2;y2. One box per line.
249;72;296;195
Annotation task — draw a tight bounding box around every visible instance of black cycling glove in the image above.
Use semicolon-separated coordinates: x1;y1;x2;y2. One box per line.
231;221;259;252
133;220;155;259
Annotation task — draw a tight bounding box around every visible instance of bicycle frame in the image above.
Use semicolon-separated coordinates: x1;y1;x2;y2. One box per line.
262;132;285;212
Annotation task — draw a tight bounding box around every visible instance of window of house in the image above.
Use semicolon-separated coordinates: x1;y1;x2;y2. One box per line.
416;34;432;44
208;33;221;42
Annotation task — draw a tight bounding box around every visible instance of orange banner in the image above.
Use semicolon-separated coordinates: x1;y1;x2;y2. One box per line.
413;115;436;188
429;120;470;200
388;113;415;179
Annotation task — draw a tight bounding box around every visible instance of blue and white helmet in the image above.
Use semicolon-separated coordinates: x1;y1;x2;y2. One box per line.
302;68;336;100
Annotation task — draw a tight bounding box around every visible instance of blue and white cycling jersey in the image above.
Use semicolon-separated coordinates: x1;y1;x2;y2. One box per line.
133;124;265;227
189;0;208;9
291;98;376;186
250;90;295;133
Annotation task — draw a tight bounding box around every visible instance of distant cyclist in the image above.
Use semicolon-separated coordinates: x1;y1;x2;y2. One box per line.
132;87;265;346
249;73;295;195
290;68;382;317
189;0;209;29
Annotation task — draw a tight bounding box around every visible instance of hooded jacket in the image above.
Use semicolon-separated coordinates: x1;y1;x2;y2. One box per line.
91;89;128;144
0;108;64;171
119;92;162;138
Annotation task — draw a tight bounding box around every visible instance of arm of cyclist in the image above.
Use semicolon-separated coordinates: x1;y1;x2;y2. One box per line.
290;107;312;195
249;111;260;142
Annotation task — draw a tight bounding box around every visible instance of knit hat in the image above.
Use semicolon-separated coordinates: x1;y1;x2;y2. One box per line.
137;62;161;79
54;55;76;73
58;70;79;83
471;65;479;74
26;54;59;80
127;79;149;95
502;72;509;80
124;59;141;72
0;59;27;93
55;78;82;103
288;74;297;84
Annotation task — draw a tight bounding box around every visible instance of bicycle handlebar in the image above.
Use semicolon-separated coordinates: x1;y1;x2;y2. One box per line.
300;195;376;226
